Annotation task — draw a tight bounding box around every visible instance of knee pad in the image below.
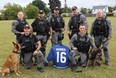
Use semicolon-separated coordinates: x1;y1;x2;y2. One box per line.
40;48;45;51
69;52;73;56
58;34;64;41
38;52;43;57
103;47;108;51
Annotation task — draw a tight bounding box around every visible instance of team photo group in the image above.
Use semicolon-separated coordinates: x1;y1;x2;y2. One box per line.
0;2;112;76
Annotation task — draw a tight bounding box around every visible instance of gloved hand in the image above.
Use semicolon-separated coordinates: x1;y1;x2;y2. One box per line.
92;47;97;52
44;61;48;66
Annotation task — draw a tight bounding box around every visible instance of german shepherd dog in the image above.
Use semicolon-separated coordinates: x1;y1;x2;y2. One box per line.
0;42;21;76
89;47;103;69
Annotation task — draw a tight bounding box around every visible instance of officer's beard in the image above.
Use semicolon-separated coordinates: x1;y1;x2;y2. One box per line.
38;16;44;20
24;32;30;36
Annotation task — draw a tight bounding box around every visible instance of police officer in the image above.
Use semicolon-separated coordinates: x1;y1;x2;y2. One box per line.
11;11;28;65
68;6;88;39
18;25;44;72
90;9;112;65
49;6;65;46
31;10;50;56
69;24;96;71
11;11;28;41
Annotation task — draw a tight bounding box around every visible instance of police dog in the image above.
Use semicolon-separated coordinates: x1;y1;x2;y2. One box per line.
89;47;103;69
0;42;21;76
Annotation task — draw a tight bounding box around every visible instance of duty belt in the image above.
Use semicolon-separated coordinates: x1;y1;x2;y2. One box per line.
37;32;46;36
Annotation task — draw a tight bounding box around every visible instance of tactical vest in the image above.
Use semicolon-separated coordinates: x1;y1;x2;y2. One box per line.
33;18;50;35
21;34;36;53
70;14;81;33
74;34;90;53
16;19;28;32
93;19;109;37
51;15;63;32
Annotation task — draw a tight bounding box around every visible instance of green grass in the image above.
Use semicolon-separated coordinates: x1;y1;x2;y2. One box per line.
0;17;116;78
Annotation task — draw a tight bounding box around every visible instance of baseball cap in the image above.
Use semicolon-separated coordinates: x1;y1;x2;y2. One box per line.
54;6;60;10
72;6;78;10
39;10;44;14
24;24;30;29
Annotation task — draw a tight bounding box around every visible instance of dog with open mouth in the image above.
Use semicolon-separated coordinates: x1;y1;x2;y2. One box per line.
0;42;22;76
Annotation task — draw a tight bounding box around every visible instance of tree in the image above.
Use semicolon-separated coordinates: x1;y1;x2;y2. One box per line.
1;2;22;20
62;6;72;13
80;7;87;14
24;4;38;19
108;6;114;12
32;0;50;14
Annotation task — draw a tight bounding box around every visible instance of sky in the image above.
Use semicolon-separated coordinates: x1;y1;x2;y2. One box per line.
0;0;116;10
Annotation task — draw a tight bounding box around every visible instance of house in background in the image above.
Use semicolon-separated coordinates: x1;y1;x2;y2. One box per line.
113;10;116;16
92;5;109;14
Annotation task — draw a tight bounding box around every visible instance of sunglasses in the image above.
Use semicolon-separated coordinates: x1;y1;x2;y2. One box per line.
39;12;44;14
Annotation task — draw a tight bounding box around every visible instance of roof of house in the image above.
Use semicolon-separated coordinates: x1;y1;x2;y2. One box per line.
92;5;108;10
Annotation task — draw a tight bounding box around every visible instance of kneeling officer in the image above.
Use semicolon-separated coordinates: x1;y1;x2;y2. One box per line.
69;24;96;71
18;25;44;72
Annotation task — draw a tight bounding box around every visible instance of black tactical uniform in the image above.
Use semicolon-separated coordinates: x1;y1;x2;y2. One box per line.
49;10;65;46
18;32;44;69
31;10;50;56
12;18;28;41
69;33;96;69
68;6;88;39
90;17;112;65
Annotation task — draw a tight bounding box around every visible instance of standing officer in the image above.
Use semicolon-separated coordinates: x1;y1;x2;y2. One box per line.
49;6;65;46
18;25;44;72
90;9;112;65
68;6;88;39
11;11;28;41
11;11;28;65
69;24;96;71
31;10;50;56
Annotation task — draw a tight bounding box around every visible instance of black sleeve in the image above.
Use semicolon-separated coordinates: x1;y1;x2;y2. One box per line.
68;17;73;31
31;19;37;32
61;17;65;28
18;35;23;44
33;35;39;42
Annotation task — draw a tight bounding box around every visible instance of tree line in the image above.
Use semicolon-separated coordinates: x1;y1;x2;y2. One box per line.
0;0;116;20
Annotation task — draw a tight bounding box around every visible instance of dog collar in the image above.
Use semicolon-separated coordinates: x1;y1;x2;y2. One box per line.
13;51;20;54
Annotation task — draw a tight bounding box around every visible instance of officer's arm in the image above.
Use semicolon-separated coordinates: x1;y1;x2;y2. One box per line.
44;48;54;66
88;35;96;48
70;34;77;49
80;15;88;29
90;22;95;37
11;20;22;34
68;17;72;32
49;17;53;35
33;36;42;56
61;17;65;32
107;19;112;38
36;40;41;51
31;19;37;32
62;17;65;28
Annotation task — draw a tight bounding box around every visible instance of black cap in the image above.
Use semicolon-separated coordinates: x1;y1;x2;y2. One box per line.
54;6;59;10
24;24;30;29
72;6;77;10
39;10;44;14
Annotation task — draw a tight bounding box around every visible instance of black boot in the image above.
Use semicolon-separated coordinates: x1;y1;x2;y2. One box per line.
71;63;78;71
37;67;44;73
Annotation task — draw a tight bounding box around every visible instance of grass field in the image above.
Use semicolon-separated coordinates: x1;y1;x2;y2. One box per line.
0;17;116;78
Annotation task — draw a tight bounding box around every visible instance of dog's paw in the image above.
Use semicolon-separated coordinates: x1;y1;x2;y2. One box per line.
18;71;21;74
2;73;5;76
16;73;20;76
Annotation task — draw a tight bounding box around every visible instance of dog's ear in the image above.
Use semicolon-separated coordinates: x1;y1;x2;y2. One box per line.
12;42;16;46
99;46;103;49
0;67;2;73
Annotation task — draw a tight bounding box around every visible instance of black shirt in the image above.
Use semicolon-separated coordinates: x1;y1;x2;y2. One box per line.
18;34;39;53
